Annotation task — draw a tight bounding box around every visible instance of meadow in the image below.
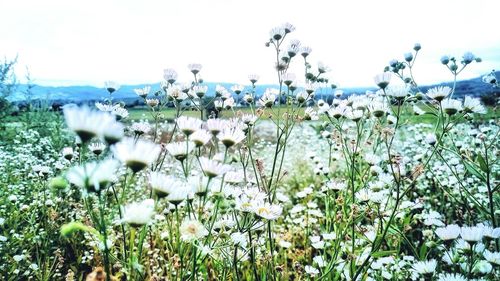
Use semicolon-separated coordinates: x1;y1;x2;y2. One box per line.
0;23;499;281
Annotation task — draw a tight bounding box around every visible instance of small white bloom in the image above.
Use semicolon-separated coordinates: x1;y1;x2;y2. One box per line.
122;199;155;227
180;220;208;242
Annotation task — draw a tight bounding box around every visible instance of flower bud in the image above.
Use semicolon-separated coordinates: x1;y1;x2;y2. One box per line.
440;55;450;65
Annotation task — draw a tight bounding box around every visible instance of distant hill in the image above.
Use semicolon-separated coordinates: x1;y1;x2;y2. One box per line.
7;71;499;106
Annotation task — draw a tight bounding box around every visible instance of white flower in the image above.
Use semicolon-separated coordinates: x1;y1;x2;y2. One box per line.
278;240;292;248
189;129;212;147
313;256;326;267
482;226;500;239
435;224;460;241
165;141;195;161
259;88;278;108
253;202;282;220
122;199;155;227
387;85;409;99
374;72;392;89
149;172;180;198
63;105;118;142
134;86;151;98
463;96;486;114
131;121;151;136
66;159;119;193
460;226;484;243
346;109;364;121
88;142;106;155
425;133;437;146
281;73;296;86
248;74;259;84
217;127;246;147
437;273;466;281
427;86;451;101
413;259;437;275
180;220;208;242
370;100;388;118
104;81;120;93
473;260;492;274
199;157;231;178
62;147;74;160
483;250;500;265
112;138;161;173
167;85;188;100
230;232;248;247
177;116;203;136
304;107;319;121
441;99;462;115
163;68;178;83
413;105;426;115
206;118;228;135
304;265;319;276
188;63;202;74
167;182;192;205
231;84;245;95
112;106;129;119
191;85;208;98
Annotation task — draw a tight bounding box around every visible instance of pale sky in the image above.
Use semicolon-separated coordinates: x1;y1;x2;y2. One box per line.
1;0;499;88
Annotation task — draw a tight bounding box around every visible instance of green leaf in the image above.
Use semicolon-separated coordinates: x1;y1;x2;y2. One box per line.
419;243;428;260
463;160;486;182
372;250;397;258
476;154;488;173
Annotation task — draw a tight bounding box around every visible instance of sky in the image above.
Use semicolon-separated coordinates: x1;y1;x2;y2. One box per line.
1;0;499;88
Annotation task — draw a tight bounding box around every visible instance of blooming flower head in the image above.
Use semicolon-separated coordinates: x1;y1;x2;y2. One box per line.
217;127;246;147
300;46;312;58
163;68;178;84
166;141;195;161
304;107;319;121
189;129;212;147
167;181;193;205
304;265;319;276
427;86;451;102
167;85;188;101
437;273;466;281
199;157;231;178
66;159;120;193
483;250;500;266
188;63;202;75
121;199;155;227
413;259;437;276
191;85;208;98
176;116;203;136
149;172;181;198
259;88;278;108
460;226;484;243
104;81;120;94
462;96;486;114
270;26;286;41
441;99;462;115
369;100;388;118
63;105;118;143
435;224;460;241
231;84;245;95
180;219;208;242
253;202;282;220
374;72;392;89
387;85;409;100
112;138;161;173
248;74;259;84
89;142;106;156
134;86;151;98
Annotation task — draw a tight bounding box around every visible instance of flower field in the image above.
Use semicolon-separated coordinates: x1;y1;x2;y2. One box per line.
0;23;499;281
